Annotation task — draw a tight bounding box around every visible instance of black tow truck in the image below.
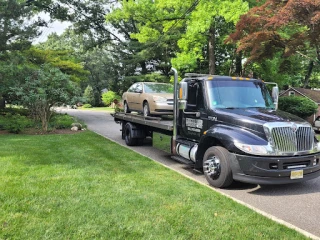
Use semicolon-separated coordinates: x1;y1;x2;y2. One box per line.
114;69;320;188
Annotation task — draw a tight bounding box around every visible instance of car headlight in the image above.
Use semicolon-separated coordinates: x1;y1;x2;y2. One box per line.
153;96;167;102
234;142;273;155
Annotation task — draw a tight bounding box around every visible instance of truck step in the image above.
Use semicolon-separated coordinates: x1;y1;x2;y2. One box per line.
171;155;195;166
176;138;197;147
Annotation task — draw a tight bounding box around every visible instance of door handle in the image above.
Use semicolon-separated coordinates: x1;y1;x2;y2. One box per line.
183;111;200;118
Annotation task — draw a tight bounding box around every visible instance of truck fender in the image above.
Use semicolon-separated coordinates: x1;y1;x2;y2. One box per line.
195;124;267;169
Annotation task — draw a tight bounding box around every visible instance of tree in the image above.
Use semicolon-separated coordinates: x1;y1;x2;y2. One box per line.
0;52;36;108
83;85;95;106
0;0;46;108
228;0;320;85
10;64;80;131
109;0;249;75
279;96;318;119
0;0;44;53
38;31;123;104
24;47;89;83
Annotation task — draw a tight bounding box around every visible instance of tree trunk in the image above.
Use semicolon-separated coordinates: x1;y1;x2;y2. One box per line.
303;60;314;88
0;97;5;109
208;24;215;75
140;61;148;75
235;52;242;76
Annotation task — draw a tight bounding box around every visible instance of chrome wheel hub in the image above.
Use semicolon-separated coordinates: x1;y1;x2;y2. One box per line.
143;105;148;117
204;156;221;179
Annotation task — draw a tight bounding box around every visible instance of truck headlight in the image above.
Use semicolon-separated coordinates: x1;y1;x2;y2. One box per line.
314;142;320;152
153;96;167;102
234;142;273;155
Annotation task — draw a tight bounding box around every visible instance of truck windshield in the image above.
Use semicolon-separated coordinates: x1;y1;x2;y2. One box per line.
207;80;275;109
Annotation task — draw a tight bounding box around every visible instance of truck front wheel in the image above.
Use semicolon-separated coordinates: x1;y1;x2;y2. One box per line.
203;146;233;188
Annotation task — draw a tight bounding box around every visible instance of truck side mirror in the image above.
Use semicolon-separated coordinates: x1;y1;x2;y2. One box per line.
272;86;279;110
179;82;188;110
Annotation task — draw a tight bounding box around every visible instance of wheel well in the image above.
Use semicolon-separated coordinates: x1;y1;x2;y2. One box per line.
195;137;224;169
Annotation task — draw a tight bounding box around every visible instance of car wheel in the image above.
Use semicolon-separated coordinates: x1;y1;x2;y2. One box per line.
124;101;131;114
143;102;150;117
203;146;233;188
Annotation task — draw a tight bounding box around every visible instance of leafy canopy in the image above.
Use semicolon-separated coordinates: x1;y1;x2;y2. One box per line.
107;0;248;72
229;0;320;63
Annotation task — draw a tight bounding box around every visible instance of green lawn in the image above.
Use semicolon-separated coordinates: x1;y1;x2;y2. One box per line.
0;131;307;239
79;107;115;112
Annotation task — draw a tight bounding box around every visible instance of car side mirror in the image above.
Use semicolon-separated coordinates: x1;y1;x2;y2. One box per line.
179;82;188;110
136;89;143;93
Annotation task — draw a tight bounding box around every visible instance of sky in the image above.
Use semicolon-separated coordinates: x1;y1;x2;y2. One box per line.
33;13;71;43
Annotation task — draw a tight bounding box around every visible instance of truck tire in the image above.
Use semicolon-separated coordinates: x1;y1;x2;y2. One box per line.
124;101;131;114
124;122;138;146
203;146;233;188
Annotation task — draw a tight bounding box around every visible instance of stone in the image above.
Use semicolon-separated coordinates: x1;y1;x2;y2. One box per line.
71;123;82;130
71;126;79;131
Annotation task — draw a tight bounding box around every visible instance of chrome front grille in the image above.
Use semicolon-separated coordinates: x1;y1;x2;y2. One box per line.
271;125;314;153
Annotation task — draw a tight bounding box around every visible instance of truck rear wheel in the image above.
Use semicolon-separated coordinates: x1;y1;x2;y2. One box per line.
203;146;233;188
124;122;138;146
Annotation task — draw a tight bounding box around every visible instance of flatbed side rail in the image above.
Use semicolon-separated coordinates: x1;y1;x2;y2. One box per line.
113;112;173;132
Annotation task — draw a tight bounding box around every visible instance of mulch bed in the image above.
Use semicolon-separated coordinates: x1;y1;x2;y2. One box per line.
0;128;84;135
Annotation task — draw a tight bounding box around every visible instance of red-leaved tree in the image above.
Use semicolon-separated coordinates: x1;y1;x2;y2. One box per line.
228;0;320;85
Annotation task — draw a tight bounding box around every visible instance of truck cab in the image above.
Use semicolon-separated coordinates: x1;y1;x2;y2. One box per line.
175;74;320;187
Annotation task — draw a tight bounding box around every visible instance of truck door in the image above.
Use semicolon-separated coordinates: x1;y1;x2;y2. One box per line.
181;81;208;141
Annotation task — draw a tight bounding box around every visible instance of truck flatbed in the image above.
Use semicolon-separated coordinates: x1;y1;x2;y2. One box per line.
113;112;173;133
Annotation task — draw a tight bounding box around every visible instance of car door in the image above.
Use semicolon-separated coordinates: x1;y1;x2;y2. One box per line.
134;83;144;112
125;83;138;111
127;82;143;111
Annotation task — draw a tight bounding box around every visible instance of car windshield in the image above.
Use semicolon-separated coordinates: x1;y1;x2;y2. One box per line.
207;80;275;109
144;83;173;94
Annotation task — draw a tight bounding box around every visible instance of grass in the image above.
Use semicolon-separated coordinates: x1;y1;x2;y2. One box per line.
78;106;115;112
153;132;172;153
0;131;308;240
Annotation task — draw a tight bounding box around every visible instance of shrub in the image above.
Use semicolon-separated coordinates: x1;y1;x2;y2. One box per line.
1;113;33;133
279;96;318;119
82;104;92;108
50;114;75;129
101;91;121;106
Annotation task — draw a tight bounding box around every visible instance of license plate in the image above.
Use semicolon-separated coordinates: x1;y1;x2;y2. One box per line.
290;170;303;179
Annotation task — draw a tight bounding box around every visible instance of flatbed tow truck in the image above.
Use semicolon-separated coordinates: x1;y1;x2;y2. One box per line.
114;69;320;188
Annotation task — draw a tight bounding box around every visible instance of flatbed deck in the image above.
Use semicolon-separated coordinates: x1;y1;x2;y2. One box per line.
113;112;174;133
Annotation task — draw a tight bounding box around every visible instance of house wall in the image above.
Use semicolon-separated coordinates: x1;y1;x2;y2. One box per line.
280;91;320;125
